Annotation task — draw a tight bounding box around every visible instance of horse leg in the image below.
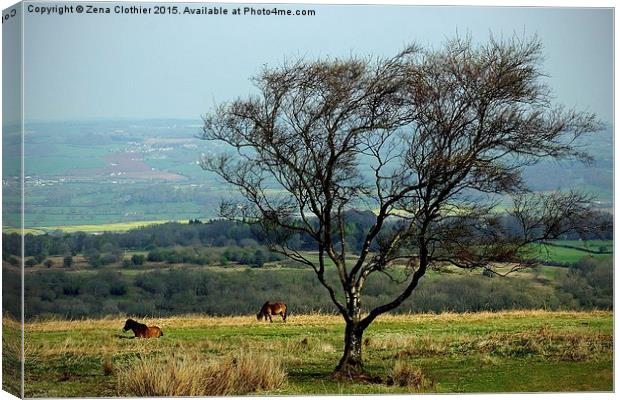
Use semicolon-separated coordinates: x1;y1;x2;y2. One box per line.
268;314;273;323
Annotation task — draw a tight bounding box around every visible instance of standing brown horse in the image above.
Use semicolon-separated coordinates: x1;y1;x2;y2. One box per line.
123;318;164;338
256;302;287;322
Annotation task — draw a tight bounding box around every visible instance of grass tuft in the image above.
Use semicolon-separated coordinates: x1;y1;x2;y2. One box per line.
117;351;286;396
390;361;434;392
102;357;114;376
288;336;336;354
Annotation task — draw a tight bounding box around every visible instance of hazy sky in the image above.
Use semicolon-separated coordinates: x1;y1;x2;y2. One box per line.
19;3;614;123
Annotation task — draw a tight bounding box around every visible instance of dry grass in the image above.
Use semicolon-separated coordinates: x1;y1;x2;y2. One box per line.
116;351;286;396
22;310;611;332
20;310;611;363
369;326;612;361
3;317;23;361
102;356;114;376
23;313;345;332
390;361;434;392
24;332;169;358
288;336;336;354
467;328;611;361
374;309;612;324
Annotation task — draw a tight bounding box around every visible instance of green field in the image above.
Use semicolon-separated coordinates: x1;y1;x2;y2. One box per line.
6;219;194;235
19;310;612;397
552;240;613;251
531;240;613;264
36;220;185;234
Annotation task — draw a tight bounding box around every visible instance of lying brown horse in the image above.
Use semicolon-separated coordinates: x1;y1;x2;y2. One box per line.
256;302;287;322
123;318;164;338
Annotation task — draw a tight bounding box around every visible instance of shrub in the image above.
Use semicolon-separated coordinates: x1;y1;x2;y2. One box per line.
573;257;598;275
82;279;111;298
84;249;101;267
63;255;73;268
109;281;127;296
100;253;119;265
135;273;165;294
131;254;146;266
25;258;37;268
117;351;286;396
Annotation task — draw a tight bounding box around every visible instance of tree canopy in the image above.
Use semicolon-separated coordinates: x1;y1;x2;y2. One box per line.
200;36;602;375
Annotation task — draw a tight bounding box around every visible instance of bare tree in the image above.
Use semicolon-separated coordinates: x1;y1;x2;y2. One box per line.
200;36;601;377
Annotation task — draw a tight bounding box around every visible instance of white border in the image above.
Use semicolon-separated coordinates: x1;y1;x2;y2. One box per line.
0;1;616;400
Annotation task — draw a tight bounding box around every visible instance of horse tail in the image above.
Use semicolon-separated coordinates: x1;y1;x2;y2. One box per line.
283;305;288;321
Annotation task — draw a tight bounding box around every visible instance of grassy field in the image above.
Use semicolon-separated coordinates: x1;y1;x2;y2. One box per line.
552;240;613;250
2;317;22;396
530;240;613;264
4;220;189;235
20;310;612;397
36;220;182;234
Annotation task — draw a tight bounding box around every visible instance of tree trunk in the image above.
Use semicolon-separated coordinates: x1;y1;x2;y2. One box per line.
335;322;364;376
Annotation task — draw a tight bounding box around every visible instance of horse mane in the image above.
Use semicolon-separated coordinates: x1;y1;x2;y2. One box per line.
260;301;270;313
127;318;147;330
